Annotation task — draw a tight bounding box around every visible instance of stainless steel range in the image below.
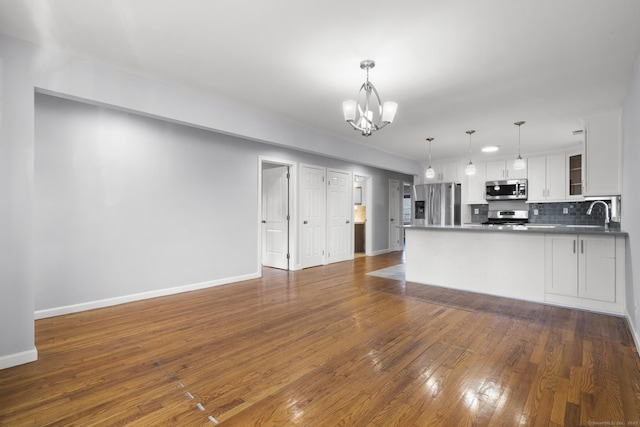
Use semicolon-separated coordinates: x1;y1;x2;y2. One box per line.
483;209;529;226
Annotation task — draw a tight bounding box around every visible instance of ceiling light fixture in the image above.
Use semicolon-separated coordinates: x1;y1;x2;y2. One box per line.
465;130;476;176
514;121;526;170
425;137;435;179
343;60;398;136
481;145;500;153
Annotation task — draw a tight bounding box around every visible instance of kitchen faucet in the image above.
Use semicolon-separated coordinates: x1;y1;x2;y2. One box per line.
587;200;610;229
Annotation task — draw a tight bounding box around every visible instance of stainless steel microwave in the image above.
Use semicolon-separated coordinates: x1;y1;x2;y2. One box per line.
485;179;527;201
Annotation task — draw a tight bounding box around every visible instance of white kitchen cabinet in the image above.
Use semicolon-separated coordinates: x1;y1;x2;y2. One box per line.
465;162;487;204
545;234;578;296
486;159;527;181
545;234;623;313
526;154;565;202
584;111;621;196
566;152;583;200
423;162;460;183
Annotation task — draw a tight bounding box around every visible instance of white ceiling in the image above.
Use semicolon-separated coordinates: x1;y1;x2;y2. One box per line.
1;0;640;163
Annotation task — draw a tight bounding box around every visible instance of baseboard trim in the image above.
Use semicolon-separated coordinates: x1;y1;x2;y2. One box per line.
34;272;261;320
369;249;391;256
625;311;640;358
0;347;38;370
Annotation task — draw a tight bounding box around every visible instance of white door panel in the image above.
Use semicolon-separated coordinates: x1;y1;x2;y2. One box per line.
301;165;325;268
389;179;402;251
327;170;352;263
262;166;289;270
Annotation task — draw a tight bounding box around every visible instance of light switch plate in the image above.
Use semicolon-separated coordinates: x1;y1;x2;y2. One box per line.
474;208;479;214
563;207;569;214
534;209;539;215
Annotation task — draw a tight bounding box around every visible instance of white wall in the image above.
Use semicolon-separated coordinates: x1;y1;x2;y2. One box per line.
35;94;260;312
622;49;640;346
0;33;419;369
34;93;414;316
0;37;37;369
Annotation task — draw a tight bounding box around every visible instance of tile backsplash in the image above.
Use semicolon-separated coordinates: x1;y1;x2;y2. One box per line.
470;200;618;227
527;201;608;225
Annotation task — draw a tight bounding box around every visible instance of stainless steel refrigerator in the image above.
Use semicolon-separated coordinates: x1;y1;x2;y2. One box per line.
413;183;462;226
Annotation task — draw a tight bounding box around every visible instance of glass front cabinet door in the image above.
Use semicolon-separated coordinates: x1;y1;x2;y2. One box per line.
567;152;583;199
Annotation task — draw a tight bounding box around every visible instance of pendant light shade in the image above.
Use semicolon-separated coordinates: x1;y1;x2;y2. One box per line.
514;121;526;170
465;162;476;176
425;137;435;179
465;130;476;176
425;168;436;179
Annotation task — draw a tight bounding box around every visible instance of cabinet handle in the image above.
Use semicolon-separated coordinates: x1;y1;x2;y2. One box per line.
573;240;576;253
581;240;584;254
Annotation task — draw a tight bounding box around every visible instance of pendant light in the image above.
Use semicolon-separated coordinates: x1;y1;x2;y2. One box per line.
425;137;435;179
513;121;526;170
464;130;476;176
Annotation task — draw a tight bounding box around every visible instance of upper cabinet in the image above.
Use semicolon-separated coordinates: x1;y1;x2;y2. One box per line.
566;152;583;200
584;112;621;196
527;154;566;202
465;162;487;204
486;159;527;181
423;162;461;183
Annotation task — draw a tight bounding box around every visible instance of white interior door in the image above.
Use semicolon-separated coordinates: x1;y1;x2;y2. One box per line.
262;165;289;270
301;165;325;268
389;179;402;251
327;169;352;263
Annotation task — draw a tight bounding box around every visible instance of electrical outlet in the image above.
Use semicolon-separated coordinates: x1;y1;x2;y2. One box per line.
474;208;479;214
563;207;569;214
534;209;539;215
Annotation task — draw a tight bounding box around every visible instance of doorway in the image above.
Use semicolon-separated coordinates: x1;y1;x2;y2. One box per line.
260;158;294;270
353;174;370;257
389;179;403;251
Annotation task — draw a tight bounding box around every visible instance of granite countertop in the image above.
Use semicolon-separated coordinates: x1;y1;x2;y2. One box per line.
403;223;628;236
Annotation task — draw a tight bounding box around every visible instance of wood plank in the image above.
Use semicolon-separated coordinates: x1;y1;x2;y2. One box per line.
1;251;639;426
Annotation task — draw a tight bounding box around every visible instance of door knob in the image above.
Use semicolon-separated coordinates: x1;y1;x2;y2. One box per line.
261;220;266;223
303;220;308;224
346;220;350;224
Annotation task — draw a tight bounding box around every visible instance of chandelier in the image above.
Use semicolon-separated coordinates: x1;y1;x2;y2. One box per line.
343;60;398;136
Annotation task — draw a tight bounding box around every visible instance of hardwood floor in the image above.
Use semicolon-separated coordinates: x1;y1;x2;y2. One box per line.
1;251;639;426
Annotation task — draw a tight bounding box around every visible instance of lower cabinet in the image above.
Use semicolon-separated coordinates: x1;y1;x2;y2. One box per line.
545;234;624;313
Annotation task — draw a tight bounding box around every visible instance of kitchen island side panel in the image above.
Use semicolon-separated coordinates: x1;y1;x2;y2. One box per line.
405;228;546;302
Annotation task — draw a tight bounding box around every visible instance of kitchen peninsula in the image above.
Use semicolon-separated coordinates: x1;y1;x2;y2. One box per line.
404;224;627;315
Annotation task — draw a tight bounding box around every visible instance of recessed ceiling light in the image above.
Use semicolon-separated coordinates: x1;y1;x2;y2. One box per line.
481;145;500;153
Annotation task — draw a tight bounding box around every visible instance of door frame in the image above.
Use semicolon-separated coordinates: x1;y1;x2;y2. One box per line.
353;173;373;256
258;156;297;272
389;179;403;252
